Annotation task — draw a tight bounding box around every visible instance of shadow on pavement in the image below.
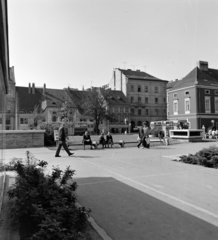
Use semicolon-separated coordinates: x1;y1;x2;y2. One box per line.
76;176;218;240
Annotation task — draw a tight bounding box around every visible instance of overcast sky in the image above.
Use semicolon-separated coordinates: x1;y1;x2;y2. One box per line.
8;0;218;90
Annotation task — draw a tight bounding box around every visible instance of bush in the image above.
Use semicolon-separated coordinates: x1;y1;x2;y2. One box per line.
178;145;218;169
7;151;90;240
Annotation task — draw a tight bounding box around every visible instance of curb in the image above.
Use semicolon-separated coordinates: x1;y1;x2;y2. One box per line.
0;171;6;216
76;202;113;240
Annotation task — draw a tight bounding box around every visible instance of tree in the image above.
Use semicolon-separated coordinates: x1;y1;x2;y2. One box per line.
28;105;45;129
81;88;112;135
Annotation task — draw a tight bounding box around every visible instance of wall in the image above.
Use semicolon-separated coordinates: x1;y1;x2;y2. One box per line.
168;86;197;128
0;130;45;149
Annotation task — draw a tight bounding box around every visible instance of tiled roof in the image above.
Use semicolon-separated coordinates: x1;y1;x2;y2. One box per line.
102;89;129;105
119;69;167;82
170;67;218;90
16;87;44;113
44;88;75;108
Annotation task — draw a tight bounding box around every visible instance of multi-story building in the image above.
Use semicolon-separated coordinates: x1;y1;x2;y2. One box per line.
0;0;9;131
67;88;131;134
167;61;218;130
109;68;168;129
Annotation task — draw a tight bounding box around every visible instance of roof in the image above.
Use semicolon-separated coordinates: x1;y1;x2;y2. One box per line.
101;89;129;105
16;87;44;113
118;69;168;82
44;88;75;108
169;67;218;91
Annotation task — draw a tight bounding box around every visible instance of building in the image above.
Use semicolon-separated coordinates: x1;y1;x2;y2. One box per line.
67;88;131;134
109;68;168;129
0;0;9;131
99;88;131;133
167;61;218;130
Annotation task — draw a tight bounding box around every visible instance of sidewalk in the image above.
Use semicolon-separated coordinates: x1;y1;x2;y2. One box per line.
1;141;218;239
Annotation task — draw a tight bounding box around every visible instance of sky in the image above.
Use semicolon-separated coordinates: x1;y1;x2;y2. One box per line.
8;0;218;90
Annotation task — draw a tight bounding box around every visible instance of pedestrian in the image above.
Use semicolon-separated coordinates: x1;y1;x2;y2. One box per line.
82;131;93;149
99;133;106;148
55;122;74;157
137;122;150;149
106;132;113;148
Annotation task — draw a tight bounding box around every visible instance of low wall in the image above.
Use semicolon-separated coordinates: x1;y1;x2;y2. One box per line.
169;129;203;142
0;130;45;149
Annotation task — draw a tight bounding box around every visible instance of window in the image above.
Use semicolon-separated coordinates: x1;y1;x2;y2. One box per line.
138;97;141;103
155;98;158;104
215;90;218;95
125;107;129;113
131;109;134;115
163;109;166;115
205;89;210;94
6;118;11;130
130;97;134;103
145;97;148;104
173;100;178;115
173;93;177;98
163;98;166;102
155;109;158;116
205;96;211;113
185;98;190;114
115;107;118;113
0;118;2;124
6;105;11;113
131;85;134;92
20;118;28;125
215;97;218;113
120;107;123;113
138;86;141;92
145;86;148;92
145;109;148;115
138;109;141;115
155;87;158;93
52;116;57;122
184;91;189;95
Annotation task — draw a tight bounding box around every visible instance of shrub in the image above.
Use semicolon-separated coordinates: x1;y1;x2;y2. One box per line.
7;151;90;240
178;145;218;169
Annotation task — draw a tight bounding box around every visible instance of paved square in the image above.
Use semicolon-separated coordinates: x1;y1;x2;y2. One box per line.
3;141;218;239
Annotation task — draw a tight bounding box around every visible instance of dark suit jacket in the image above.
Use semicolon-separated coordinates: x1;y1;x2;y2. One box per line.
83;134;91;142
59;127;66;142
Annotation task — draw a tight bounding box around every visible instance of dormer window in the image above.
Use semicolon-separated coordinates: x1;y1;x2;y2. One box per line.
205;89;210;94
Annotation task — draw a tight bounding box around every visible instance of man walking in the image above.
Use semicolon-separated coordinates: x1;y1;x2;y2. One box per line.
55;122;74;157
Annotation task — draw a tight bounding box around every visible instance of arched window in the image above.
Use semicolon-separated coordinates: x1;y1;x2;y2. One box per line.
52;116;57;122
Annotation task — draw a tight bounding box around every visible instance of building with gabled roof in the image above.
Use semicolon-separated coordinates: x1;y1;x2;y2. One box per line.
167;61;218;130
109;68;168;130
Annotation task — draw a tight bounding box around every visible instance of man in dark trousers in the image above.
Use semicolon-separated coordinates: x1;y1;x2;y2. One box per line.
55;122;74;157
137;122;150;149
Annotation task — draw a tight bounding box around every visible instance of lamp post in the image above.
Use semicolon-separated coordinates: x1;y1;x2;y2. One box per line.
129;123;131;133
211;119;215;129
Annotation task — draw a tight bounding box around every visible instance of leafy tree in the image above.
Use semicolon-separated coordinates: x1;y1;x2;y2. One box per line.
28;105;45;129
81;88;113;134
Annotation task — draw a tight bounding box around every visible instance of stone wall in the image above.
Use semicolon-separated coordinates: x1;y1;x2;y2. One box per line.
0;130;45;149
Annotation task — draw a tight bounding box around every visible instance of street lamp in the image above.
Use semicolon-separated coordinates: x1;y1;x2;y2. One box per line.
211;119;215;129
124;118;128;134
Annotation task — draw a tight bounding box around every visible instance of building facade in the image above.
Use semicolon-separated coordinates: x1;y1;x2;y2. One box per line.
0;0;9;131
167;61;218;131
109;68;168;129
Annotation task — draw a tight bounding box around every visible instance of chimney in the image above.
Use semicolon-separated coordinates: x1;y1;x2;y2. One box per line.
28;83;31;93
43;83;46;94
198;61;208;71
32;83;35;94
